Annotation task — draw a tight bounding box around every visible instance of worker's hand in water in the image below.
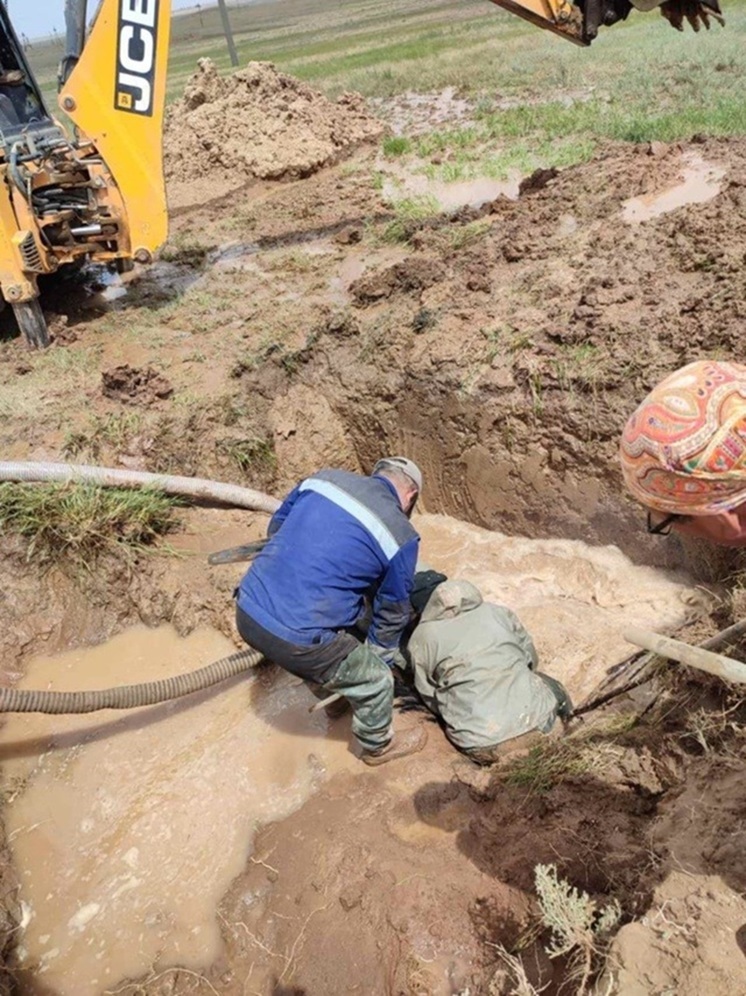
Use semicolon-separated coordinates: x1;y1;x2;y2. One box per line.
659;0;724;30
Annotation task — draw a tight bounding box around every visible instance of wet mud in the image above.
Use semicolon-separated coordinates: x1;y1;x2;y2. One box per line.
0;515;717;995
1;72;746;996
1;626;357;995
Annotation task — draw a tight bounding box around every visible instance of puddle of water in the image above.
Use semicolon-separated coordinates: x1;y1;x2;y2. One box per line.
382;162;519;211
623;153;725;224
416;513;701;703
328;255;367;305
1;625;356;995
370;86;475;137
207;241;262;274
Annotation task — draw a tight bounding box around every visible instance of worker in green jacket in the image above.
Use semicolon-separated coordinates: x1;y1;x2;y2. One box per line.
405;571;572;764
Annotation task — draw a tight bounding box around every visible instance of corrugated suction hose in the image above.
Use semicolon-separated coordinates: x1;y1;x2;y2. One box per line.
0;647;264;714
0;462;281;514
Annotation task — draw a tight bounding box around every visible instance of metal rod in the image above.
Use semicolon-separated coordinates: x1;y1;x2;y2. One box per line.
217;0;240;67
623;625;746;685
309;692;342;714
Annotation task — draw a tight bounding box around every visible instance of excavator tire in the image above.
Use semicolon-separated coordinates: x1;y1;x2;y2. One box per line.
13;298;49;349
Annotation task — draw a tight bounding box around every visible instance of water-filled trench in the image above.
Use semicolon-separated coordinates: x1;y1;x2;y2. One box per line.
1;512;701;994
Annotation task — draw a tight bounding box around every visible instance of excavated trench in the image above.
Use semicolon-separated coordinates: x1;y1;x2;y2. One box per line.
3;132;746;993
0;507;708;994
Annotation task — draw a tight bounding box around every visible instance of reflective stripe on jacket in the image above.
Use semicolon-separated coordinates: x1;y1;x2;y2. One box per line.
237;468;419;649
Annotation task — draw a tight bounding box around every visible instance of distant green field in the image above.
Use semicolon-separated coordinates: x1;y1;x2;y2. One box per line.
27;0;746;175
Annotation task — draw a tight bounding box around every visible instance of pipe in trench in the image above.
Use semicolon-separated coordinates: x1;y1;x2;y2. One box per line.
0;462;281;515
0;647;265;714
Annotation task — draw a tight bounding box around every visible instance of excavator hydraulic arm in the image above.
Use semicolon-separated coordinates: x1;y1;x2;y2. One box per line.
487;0;724;43
59;0;172;264
0;0;171;348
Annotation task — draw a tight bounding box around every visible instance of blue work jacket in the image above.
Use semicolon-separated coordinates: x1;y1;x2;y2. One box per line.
237;468;420;651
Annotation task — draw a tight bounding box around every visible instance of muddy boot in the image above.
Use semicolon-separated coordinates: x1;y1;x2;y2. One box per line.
462;731;545;766
361;726;427;766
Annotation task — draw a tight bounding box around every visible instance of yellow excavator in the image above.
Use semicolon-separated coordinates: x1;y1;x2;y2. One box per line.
0;0;725;348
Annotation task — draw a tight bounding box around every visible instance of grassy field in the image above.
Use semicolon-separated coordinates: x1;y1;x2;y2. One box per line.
25;0;746;179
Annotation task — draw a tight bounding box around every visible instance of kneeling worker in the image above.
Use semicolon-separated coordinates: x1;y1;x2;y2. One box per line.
406;572;572;764
235;458;428;765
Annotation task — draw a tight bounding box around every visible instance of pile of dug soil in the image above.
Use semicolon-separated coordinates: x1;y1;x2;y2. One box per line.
163;59;384;187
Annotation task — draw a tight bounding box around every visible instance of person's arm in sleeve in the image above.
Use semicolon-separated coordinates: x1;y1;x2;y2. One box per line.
366;537;419;664
498;605;539;670
266;481;302;538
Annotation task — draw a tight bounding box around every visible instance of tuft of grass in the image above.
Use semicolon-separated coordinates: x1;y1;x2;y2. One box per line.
158;240;210;267
62;412;144;461
380;194;440;243
0;483;179;565
216;436;276;474
501;722;630;794
553;343;609;393
382;135;412;157
446;217;492;251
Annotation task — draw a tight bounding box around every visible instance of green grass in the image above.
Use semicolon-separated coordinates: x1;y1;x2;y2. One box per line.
215;436;276;473
380;194;441;242
382;135;413;157
62;412;145;461
23;0;746;194
0;483;179;565
501;716;637;793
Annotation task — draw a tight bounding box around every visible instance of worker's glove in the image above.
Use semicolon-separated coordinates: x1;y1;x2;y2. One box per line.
659;0;724;31
538;673;574;721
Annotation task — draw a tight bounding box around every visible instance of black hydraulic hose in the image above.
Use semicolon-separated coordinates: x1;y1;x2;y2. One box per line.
9;142;28;200
0;646;264;714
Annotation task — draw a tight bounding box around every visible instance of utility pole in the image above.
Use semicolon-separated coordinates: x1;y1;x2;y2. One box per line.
216;0;239;67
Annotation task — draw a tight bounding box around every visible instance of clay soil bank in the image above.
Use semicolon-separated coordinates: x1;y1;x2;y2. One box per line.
1;86;746;995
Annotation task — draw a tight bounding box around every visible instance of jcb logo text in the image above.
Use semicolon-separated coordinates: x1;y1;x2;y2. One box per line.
115;0;159;116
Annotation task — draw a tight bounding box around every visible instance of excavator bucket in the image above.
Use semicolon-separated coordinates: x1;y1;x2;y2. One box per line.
59;0;172;261
487;0;725;41
486;0;588;43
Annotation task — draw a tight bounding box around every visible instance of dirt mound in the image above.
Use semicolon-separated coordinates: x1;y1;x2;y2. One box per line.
164;60;384;187
101;364;173;405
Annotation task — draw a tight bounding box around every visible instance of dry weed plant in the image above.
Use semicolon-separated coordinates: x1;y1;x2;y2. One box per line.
487;944;548;996
534;864;620;996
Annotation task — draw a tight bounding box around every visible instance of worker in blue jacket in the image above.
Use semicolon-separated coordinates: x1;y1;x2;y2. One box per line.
235;457;428;765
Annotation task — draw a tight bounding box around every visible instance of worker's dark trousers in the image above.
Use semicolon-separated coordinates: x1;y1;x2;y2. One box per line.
236;607;394;751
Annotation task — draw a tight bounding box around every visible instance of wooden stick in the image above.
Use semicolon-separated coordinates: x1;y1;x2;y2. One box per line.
308;692;342;714
623;625;746;684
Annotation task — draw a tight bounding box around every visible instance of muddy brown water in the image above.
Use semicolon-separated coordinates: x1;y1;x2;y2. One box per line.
1;514;701;993
1;628;358;995
623;152;725;224
381;163;519;210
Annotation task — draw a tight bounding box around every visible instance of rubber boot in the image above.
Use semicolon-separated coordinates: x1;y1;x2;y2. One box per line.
362;726;428;766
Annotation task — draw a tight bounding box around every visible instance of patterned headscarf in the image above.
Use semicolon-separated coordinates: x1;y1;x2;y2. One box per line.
620;360;746;516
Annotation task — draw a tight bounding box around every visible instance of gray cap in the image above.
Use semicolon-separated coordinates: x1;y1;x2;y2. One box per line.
372;456;422;493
